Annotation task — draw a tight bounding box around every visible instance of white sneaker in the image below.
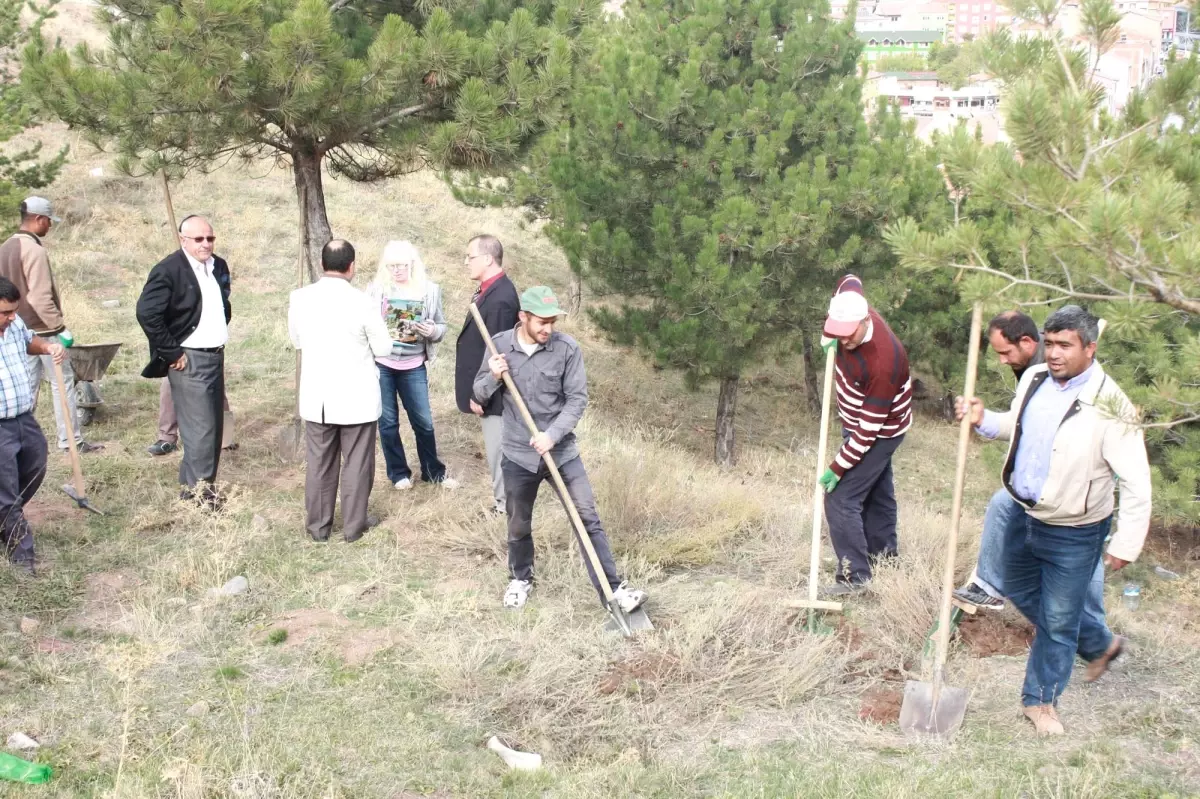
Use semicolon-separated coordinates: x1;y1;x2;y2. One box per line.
612;582;647;614
439;477;460;490
503;579;533;609
394;478;413;490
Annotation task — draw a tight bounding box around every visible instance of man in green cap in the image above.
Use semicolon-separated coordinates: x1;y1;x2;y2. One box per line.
473;285;648;613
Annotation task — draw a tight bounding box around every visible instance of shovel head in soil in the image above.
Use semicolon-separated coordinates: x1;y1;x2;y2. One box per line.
602;602;654;637
899;679;969;737
62;483;104;515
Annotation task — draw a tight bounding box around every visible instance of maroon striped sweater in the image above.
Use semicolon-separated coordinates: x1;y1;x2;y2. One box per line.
830;275;913;477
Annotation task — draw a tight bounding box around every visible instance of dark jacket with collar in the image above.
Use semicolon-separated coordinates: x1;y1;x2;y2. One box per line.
455;273;519;416
135;249;232;378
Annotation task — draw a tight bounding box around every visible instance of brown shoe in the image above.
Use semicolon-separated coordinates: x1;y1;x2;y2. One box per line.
1023;704;1065;736
1084;635;1125;683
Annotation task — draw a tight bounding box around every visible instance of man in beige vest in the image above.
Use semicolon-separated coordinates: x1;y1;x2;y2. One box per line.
0;197;101;453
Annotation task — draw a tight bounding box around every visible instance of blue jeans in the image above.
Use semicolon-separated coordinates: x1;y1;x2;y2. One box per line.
1003;510;1114;707
977;490;1109;658
377;363;445;484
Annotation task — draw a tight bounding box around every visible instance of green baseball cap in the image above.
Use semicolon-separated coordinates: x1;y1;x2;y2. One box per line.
519;286;568;317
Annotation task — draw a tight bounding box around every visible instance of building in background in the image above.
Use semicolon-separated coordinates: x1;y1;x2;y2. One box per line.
949;0;1010;41
857;30;944;63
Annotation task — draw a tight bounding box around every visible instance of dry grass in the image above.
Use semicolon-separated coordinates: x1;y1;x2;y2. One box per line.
0;115;1197;798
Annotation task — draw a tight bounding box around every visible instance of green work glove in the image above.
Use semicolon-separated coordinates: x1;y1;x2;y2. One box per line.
0;751;52;784
819;467;840;493
820;335;836;355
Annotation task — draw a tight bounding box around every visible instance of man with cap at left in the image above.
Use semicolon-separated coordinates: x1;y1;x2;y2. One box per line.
473;285;648;614
0;197;102;455
819;274;913;595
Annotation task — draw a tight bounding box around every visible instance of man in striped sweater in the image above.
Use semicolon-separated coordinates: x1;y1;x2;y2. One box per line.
818;275;913;595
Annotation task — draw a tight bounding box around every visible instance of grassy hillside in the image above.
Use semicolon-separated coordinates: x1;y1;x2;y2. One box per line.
1;119;1198;798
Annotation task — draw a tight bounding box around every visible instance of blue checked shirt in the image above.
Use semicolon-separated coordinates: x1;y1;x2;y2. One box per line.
0;316;36;418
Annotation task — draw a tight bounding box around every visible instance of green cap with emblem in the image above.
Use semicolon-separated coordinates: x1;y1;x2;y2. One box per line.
519;285;568;317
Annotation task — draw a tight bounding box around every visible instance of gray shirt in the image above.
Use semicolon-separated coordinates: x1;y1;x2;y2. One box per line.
473;327;588;473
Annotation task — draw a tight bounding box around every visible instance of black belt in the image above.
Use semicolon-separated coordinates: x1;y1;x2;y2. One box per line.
184;346;225;353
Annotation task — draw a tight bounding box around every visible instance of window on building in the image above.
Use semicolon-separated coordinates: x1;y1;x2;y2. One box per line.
1120;33;1128;42
882;38;891;44
897;38;906;44
869;38;878;45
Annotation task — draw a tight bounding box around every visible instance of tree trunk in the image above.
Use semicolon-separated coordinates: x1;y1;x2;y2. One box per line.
801;335;822;413
715;374;739;467
567;271;583;314
293;148;333;284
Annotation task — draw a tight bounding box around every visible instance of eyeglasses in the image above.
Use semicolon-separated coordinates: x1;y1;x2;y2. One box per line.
182;236;216;244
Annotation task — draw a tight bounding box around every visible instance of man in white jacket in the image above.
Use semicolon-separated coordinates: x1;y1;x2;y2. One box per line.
958;305;1151;736
288;240;392;542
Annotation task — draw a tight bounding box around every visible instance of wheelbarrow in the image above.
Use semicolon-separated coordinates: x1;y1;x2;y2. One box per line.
66;342;122;426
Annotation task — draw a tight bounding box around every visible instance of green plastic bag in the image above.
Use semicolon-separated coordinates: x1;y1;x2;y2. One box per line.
0;751;52;784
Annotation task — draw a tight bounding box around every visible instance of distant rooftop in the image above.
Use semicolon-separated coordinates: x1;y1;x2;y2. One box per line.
857;30;944;43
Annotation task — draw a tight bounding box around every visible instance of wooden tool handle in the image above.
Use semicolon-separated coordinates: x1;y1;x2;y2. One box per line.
932;302;984;701
468;304;618;604
806;343;837;609
52;358;87;498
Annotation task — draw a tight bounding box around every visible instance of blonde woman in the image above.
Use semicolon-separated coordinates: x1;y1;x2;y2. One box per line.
366;241;456;490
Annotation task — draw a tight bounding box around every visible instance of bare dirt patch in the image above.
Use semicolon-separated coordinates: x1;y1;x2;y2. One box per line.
74;570;143;633
267;609;349;648
597;652;681;696
858;687;903;724
959;614;1034;657
339;628;396;667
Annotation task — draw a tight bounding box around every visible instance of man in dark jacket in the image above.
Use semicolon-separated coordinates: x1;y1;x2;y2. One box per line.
455;234;519;514
135;215;231;505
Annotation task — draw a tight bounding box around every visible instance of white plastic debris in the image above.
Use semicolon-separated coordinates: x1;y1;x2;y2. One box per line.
486;736;542;771
7;732;40;751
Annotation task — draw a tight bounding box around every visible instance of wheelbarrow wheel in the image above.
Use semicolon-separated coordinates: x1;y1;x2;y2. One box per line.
78;406;95;427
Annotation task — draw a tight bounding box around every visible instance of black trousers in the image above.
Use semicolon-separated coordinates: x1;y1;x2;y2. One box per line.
0;412;48;566
823;432;905;584
167;347;225;488
503;455;622;605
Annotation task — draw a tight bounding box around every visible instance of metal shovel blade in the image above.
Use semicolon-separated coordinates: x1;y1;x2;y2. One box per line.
899;679;968;738
602;603;654;637
62;483;104;515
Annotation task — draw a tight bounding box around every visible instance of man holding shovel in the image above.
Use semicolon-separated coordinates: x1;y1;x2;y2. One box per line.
819;275;913;595
957;305;1151;736
0;197;102;454
472;286;647;614
0;276;65;576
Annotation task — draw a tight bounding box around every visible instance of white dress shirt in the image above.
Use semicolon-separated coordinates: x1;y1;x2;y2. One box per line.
288;275;392;425
180;251;229;348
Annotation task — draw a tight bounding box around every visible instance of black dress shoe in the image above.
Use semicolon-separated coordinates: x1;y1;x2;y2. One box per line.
149;440;178;456
344;515;381;543
310;532;330;543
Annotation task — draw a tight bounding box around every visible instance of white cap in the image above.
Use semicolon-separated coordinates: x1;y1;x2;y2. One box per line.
22;196;60;223
824;291;869;337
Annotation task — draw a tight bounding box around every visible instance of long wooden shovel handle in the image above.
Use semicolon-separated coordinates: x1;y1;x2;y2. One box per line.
51;358;87;500
806;343;837;609
932;302;984;703
468;304;619;605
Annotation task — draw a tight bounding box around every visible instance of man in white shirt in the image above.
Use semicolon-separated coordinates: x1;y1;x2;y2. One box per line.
289;239;392;542
136;215;232;506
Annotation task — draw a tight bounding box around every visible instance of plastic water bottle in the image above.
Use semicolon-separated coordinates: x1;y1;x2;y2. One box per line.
1122;583;1141;611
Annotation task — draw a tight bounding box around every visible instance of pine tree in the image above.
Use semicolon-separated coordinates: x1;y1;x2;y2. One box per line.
21;0;598;279
886;0;1200;523
523;0;946;465
0;0;66;231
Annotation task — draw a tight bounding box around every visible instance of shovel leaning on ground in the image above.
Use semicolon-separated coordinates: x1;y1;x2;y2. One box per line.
899;301;983;738
52;359;104;514
782;342;843;632
469;303;652;638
